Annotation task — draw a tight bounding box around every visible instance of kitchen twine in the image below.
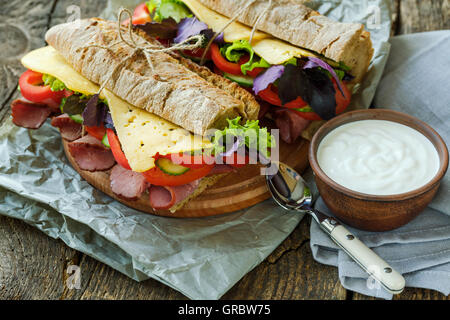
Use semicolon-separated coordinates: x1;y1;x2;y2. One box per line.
200;0;273;65
83;8;205;97
85;0;273;97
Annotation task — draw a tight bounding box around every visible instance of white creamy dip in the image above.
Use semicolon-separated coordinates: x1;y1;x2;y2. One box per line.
317;120;440;195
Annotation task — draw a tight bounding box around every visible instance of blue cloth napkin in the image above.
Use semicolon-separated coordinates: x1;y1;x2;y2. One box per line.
310;30;450;299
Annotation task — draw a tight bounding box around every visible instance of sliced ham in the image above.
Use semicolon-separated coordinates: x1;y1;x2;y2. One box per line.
68;134;116;172
273;109;311;144
207;164;235;176
51;114;82;141
110;164;149;200
149;179;201;210
11;98;52;129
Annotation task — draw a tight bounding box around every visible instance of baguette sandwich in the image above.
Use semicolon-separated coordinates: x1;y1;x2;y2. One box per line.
11;18;273;214
125;0;374;142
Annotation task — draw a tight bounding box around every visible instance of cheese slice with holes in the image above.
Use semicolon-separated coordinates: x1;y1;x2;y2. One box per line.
182;0;335;65
104;90;212;172
21;46;212;172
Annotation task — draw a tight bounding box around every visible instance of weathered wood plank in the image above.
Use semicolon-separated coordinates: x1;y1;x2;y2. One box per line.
0;214;78;300
0;0;57;120
397;0;450;34
354;288;450;300
223;218;347;299
59;253;187;300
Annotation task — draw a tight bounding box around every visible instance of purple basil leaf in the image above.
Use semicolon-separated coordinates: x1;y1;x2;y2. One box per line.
82;94;106;127
343;73;355;82
278;64;336;120
174;17;208;43
104;112;115;130
61;95;88;115
252;65;285;95
199;28;215;43
304;57;345;97
213;32;225;44
134;18;178;40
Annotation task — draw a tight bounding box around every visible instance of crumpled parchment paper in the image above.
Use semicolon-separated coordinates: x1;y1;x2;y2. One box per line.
0;0;391;299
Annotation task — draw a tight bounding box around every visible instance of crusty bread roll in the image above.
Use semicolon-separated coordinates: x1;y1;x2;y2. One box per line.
45;18;260;136
198;0;374;84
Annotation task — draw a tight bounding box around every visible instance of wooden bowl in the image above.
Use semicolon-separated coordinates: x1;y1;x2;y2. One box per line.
309;109;449;231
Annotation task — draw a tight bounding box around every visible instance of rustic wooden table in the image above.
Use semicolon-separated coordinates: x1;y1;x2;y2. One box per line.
0;0;449;300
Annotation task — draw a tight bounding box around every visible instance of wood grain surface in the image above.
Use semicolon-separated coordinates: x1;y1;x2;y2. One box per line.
0;0;449;300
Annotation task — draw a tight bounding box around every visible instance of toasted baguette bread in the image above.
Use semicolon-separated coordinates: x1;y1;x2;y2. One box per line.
45;18;260;136
198;0;374;83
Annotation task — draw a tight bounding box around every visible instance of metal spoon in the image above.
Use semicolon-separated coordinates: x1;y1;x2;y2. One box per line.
266;161;405;295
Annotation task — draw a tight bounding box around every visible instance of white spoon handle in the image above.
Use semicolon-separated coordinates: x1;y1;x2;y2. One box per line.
319;218;405;294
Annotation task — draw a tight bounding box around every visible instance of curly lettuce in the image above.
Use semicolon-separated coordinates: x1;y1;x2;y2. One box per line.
212;117;275;159
42;74;67;92
220;40;271;75
147;0;192;23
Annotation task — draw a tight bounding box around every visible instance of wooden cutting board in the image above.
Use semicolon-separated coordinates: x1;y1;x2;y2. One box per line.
62;138;310;218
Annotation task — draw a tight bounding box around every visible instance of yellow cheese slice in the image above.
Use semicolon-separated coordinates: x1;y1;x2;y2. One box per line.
21;46;100;96
182;0;269;42
104;90;212;172
252;38;325;66
21;46;212;172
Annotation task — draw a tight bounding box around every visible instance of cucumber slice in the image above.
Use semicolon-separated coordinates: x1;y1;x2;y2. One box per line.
223;72;254;87
102;133;110;148
156;158;190;176
69;114;84;124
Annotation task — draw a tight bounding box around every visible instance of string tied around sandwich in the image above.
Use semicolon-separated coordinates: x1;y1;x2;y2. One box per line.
82;8;204;99
200;0;273;65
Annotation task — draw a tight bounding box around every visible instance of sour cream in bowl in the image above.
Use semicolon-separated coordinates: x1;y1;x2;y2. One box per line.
309;109;448;231
316;120;440;196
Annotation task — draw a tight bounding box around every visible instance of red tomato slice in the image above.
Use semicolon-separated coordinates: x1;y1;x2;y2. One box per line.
18;70;68;109
106;129;131;170
211;43;243;76
246;66;266;77
211;44;267;77
85;125;106;141
143;163;214;186
291;80;351;121
158;153;216;169
122;3;151;25
257;84;308;109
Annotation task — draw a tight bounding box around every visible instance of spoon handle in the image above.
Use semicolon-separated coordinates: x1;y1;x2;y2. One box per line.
315;214;405;294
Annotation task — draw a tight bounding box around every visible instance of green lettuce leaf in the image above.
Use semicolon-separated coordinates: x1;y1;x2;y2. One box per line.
42;74;67;92
223;40;252;62
147;0;192;23
221;40;272;75
241;57;270;75
212;117;275;159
